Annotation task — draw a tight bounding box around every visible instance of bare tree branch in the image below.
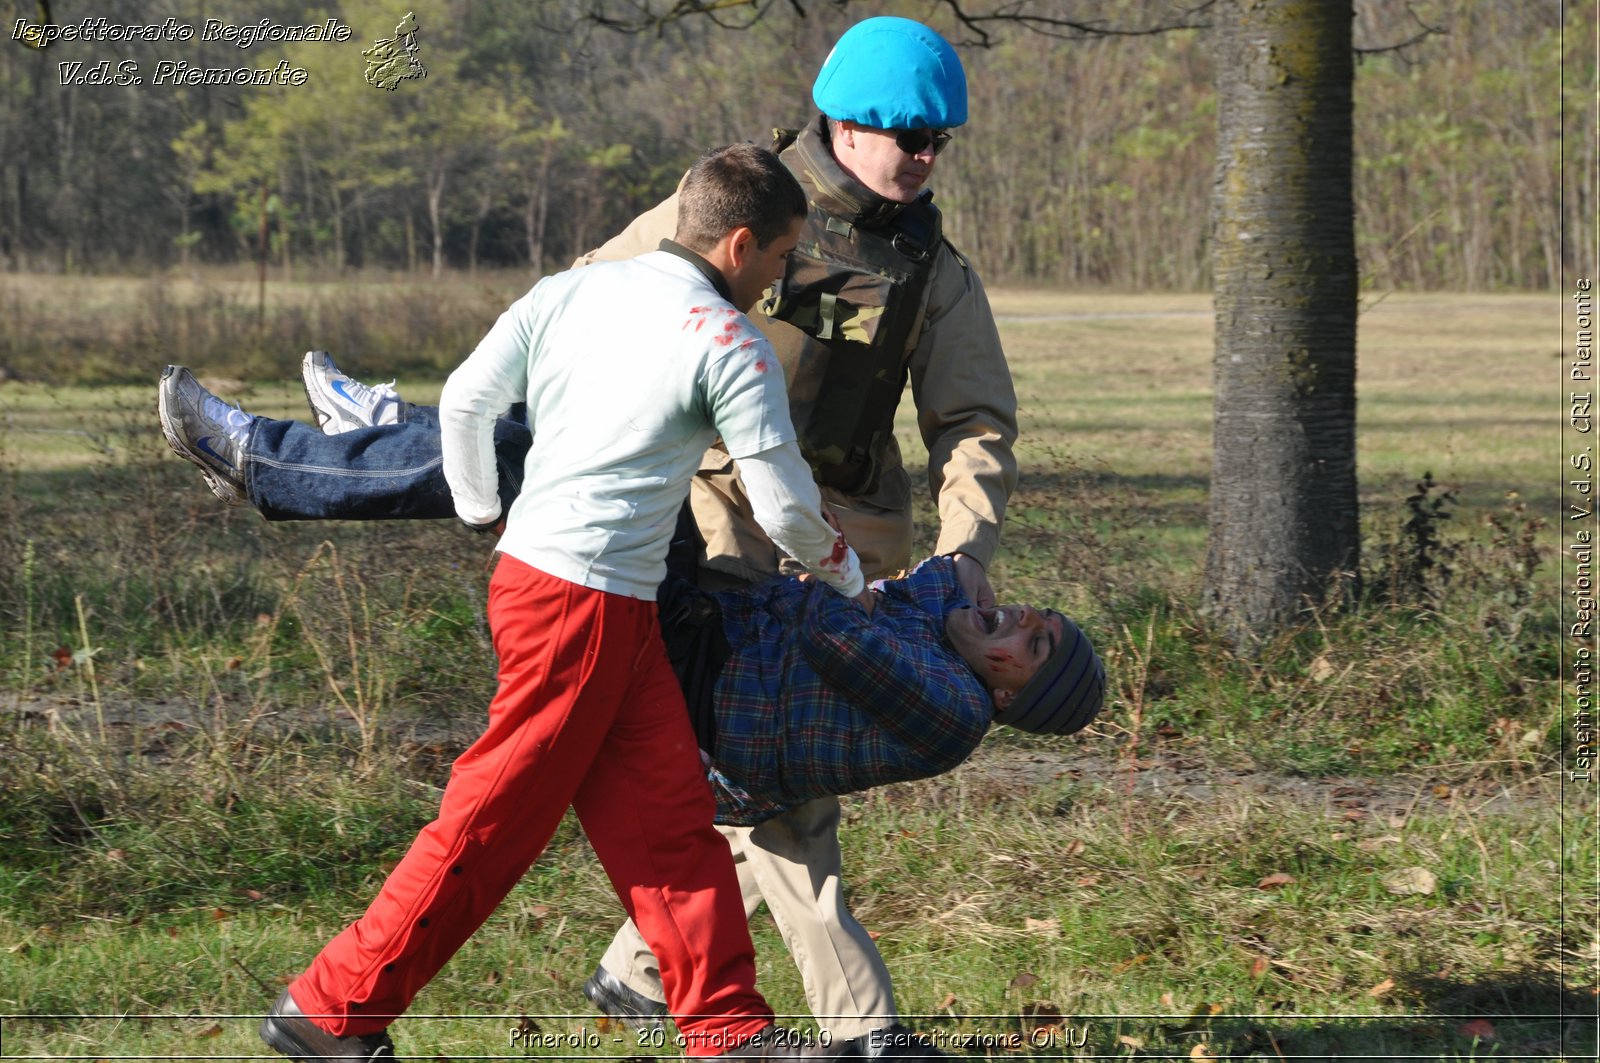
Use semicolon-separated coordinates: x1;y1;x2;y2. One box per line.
578;1;776;35
932;0;1213;46
1353;3;1445;62
573;1;1215;45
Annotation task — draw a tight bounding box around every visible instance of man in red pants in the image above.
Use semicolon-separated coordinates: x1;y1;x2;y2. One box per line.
255;144;868;1062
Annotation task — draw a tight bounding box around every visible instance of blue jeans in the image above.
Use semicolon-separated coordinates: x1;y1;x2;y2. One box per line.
245;404;531;521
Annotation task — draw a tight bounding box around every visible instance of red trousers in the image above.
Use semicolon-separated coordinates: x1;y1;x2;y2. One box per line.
289;555;772;1053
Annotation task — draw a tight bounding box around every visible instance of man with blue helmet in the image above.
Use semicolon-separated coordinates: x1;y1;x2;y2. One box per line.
575;16;1019;1059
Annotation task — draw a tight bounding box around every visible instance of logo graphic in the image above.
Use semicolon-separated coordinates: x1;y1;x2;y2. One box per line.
362;11;425;91
330;378;360;407
194;436;229;466
13;0;52;49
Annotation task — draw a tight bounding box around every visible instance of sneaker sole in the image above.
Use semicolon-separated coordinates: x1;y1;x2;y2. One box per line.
158;368;245;507
301;353;334;433
301;352;363;436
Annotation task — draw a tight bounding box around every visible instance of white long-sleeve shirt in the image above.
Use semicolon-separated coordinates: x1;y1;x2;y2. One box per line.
440;248;863;600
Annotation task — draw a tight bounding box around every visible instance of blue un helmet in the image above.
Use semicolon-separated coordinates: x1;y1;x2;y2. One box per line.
812;17;968;130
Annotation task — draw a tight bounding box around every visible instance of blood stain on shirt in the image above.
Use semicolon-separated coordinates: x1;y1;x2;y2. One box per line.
819;532;849;572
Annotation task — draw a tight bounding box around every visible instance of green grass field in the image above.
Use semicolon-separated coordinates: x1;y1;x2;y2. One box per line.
0;283;1589;1060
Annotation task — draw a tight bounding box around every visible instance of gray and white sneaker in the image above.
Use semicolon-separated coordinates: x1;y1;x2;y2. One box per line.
302;350;402;435
260;989;398;1061
582;964;666;1032
158;365;253;506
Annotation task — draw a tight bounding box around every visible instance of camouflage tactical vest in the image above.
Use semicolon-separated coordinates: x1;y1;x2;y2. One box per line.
757;128;943;497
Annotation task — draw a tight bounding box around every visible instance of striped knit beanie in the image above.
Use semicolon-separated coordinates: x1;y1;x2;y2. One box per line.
996;616;1104;735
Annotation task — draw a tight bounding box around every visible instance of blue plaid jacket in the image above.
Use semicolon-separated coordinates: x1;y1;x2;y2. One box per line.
706;555;992;825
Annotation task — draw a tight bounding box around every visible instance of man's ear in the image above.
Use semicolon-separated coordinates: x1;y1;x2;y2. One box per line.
723;225;757;269
991;687;1015;713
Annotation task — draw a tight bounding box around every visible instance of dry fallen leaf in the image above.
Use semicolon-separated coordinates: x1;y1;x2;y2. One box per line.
1432;783;1452;799
1190;1042;1216;1060
1308;654;1336;682
193;1025;223;1039
1356;835;1404;852
1008;971;1040;990
1160;992;1175;1007
1368;977;1396;998
1383;866;1438;896
936;992;958;1010
1118;1034;1145;1049
1457;1018;1497;1041
1022;1003;1063;1028
1250;955;1270;979
1256;872;1296;890
1112;953;1151;974
1024;917;1061;937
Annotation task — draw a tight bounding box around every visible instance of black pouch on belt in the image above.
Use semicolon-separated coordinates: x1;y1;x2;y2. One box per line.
657;504;731;754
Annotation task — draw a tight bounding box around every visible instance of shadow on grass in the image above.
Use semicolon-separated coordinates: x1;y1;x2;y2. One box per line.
1117;967;1596;1061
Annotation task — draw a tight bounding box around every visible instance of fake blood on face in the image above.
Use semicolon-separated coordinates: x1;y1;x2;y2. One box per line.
984;650;1030;677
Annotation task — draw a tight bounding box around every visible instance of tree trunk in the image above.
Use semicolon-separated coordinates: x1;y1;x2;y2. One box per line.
1204;0;1360;648
429;168;446;280
331;186;345;272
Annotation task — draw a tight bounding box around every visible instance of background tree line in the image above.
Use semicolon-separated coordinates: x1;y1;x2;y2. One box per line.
0;0;1580;289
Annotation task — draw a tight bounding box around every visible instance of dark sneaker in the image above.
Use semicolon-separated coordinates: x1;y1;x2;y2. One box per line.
157;365;251;506
582;964;666;1032
260;989;398;1061
302;350;402;435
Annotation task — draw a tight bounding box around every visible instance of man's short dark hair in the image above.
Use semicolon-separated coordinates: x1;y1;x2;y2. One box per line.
675;143;808;253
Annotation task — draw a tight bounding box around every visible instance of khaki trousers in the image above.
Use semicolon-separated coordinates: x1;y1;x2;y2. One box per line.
598;795;897;1042
600;453;911;1040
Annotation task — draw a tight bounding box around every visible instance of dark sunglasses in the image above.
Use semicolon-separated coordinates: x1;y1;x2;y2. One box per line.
893;128;952;157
